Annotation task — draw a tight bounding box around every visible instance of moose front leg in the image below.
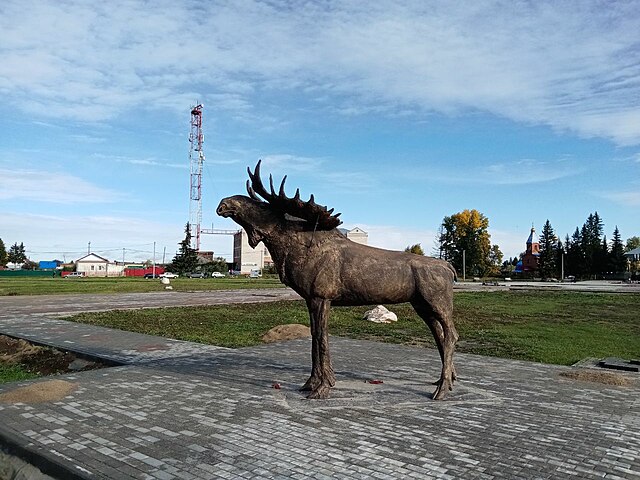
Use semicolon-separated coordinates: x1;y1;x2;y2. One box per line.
300;297;335;399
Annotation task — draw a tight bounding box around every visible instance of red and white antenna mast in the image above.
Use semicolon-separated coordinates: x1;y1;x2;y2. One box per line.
188;104;204;251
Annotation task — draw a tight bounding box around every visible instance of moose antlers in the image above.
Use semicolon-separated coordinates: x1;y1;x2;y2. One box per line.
246;160;342;230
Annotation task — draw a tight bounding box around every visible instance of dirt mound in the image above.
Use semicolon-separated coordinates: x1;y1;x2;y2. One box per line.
0;335;103;376
262;324;311;343
559;369;633;386
0;379;77;403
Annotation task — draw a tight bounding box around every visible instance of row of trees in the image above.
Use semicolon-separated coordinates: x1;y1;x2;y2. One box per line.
537;212;638;280
405;209;637;280
0;239;32;268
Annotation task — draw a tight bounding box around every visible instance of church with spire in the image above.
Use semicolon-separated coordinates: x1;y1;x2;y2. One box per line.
515;226;540;273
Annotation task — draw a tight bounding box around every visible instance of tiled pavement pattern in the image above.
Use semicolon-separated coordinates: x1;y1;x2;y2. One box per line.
0;298;639;478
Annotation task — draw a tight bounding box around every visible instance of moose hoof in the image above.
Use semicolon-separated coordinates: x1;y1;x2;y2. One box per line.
306;384;331;399
432;378;453;400
300;377;320;392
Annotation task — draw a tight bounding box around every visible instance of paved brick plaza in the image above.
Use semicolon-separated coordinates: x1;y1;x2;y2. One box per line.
0;291;638;479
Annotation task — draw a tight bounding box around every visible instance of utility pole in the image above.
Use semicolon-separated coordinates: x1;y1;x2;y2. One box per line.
122;248;125;264
162;246;166;265
153;242;156;276
462;250;466;282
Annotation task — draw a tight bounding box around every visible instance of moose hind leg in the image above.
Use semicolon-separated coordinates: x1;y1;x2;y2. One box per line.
302;298;335;399
432;307;458;400
412;298;458;400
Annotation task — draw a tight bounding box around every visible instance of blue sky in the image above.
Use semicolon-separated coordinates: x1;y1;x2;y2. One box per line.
1;1;639;263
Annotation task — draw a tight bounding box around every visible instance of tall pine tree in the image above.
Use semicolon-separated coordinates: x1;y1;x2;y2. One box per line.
609;226;626;273
169;224;199;274
538;220;557;279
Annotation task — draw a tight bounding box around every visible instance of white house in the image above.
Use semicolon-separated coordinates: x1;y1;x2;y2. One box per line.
75;253;124;277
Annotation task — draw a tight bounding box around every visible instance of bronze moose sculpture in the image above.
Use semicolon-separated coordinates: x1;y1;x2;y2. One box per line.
217;161;458;400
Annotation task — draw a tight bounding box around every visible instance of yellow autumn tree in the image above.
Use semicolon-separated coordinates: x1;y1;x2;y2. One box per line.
436;209;502;277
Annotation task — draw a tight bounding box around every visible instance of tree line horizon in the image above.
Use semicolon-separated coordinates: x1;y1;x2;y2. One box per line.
405;209;639;280
2;212;639;280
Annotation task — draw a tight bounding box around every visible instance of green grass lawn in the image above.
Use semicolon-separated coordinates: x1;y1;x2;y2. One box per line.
0;276;285;296
65;291;640;366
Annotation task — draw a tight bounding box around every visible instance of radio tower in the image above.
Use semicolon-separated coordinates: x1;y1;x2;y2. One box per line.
188;104;204;251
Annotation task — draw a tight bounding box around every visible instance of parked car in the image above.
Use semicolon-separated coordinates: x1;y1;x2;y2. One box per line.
159;272;179;278
186;272;206;278
65;272;85;278
144;273;161;279
211;272;225;278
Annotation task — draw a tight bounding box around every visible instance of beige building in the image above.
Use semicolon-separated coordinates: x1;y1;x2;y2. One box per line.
233;230;273;274
232;226;367;274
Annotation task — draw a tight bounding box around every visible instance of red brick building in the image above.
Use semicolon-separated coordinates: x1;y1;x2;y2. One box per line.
521;226;540;272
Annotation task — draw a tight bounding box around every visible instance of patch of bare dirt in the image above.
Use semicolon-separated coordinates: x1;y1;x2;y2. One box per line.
559;369;633;386
0;334;104;376
0;379;77;404
262;324;311;343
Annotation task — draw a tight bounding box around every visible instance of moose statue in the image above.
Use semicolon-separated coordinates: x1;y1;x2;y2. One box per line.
217;161;458;400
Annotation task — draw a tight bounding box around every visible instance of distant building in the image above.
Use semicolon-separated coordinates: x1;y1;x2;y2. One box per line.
338;227;368;245
232;226;368;274
39;260;63;270
75;253;125;277
233;230;273;275
515;226;540;273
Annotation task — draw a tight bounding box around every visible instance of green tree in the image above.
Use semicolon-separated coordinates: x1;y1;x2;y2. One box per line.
565;229;584;278
580;212;604;277
0;238;7;267
626;236;640;252
168;224;199;274
201;257;229;275
609;226;626;273
7;242;26;265
22;259;38;270
487;244;503;276
436;209;499;277
404;243;424;255
538;219;557;279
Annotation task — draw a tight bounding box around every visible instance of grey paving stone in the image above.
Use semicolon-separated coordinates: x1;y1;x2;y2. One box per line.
0;296;638;479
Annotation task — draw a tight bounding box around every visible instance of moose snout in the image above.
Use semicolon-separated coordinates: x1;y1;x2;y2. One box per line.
216;201;228;217
216;199;233;218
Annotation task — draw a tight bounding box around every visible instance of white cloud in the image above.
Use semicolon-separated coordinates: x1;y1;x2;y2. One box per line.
409;158;579;185
2;212;185;262
90;154;187;169
601;191;640;207
1;1;639;144
0;168;123;203
350;224;438;254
